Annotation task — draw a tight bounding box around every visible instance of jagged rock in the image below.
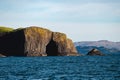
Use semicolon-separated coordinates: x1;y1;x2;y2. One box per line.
0;26;78;56
87;48;104;56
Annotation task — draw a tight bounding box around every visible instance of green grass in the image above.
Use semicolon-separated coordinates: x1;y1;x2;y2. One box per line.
0;26;14;33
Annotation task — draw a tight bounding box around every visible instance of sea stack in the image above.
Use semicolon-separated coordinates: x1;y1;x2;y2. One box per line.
87;48;104;56
0;26;79;57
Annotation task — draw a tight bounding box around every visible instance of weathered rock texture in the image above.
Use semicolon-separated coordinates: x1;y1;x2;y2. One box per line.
0;26;78;56
66;39;79;56
87;48;104;56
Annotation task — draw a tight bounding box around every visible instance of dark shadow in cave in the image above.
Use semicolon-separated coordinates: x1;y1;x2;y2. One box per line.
46;39;58;56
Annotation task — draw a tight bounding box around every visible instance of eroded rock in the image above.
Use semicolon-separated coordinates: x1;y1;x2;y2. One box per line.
0;26;78;56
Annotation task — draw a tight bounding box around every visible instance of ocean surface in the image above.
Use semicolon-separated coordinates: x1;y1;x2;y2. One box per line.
0;55;120;80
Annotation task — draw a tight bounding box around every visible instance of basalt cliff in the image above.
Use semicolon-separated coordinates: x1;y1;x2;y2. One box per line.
0;26;78;57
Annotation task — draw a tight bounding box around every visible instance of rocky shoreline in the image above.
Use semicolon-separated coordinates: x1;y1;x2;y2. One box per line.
0;26;105;57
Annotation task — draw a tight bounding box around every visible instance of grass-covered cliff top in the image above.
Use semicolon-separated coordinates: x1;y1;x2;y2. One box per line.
0;26;14;33
0;26;67;41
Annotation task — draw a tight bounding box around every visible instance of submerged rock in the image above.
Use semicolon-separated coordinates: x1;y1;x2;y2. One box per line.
87;48;104;56
0;26;78;56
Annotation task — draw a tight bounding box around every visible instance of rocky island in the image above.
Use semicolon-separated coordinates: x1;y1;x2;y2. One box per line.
0;26;79;57
87;48;104;56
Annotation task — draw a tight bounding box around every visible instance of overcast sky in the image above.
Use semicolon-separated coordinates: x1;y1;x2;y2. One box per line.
0;0;120;42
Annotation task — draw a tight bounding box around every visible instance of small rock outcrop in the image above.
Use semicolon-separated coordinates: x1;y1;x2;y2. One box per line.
0;26;79;56
87;48;104;56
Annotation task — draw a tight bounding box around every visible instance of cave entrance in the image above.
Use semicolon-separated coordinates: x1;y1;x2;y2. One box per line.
46;40;58;56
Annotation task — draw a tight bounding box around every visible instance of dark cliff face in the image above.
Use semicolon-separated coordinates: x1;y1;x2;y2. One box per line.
0;26;78;56
87;48;104;56
0;30;25;56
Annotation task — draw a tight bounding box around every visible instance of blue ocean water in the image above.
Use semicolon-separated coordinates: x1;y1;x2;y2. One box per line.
0;55;120;80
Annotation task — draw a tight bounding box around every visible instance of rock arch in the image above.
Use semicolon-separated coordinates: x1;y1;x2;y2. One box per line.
0;27;79;56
